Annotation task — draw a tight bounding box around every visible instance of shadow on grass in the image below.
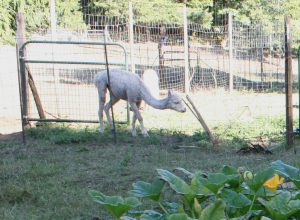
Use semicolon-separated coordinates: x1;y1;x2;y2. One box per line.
26;123;209;146
26;116;287;150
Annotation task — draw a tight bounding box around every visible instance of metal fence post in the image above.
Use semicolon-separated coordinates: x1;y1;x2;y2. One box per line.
128;1;135;74
228;12;234;92
183;2;190;94
284;15;293;148
127;1;135;125
50;0;61;117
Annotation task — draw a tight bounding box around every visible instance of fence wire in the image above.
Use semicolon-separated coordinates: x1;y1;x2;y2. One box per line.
23;9;300;138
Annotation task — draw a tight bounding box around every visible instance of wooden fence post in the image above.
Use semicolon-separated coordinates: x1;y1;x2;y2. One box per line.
16;12;29;121
158;26;165;85
17;12;46;122
285;15;293;148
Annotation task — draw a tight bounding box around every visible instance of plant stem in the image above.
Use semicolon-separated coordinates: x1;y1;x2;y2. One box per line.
248;194;257;213
159;202;169;215
191;210;196;219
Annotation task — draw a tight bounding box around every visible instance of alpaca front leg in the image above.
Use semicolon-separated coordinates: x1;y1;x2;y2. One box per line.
131;112;138;136
98;90;106;134
98;108;104;133
130;102;149;137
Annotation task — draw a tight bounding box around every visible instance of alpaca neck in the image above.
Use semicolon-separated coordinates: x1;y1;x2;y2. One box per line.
140;85;168;109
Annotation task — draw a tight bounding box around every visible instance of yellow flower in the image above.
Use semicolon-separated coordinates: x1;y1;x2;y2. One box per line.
263;174;284;192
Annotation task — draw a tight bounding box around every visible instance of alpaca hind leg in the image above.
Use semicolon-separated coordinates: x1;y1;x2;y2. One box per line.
130;102;148;137
131;101;141;137
131;112;138;137
98;87;107;133
104;96;120;130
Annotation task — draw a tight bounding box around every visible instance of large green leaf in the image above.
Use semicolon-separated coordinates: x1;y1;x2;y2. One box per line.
271;160;300;188
248;167;275;192
139;210;164;220
199;173;228;194
222;165;238;175
199;200;226;220
129;178;165;201
190;175;212;197
174;167;195;178
222;165;242;187
89;190;141;219
157;169;192;195
221;189;251;209
128;209;163;219
258;191;300;220
166;213;195;220
162;202;180;214
121;217;137;220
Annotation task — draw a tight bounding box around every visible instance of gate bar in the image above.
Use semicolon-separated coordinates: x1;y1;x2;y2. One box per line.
19;40;129;125
24;60;125;66
27;118;128;124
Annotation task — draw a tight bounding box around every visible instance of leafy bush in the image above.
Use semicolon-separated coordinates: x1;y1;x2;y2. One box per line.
90;160;300;220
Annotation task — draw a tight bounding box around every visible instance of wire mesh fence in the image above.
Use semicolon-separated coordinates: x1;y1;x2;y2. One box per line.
22;41;128;123
19;4;300;139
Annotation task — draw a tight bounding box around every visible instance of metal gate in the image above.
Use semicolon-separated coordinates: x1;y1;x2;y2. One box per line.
18;40;129;128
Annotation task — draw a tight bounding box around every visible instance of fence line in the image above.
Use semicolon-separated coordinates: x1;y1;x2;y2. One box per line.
17;5;300;140
29;5;300;92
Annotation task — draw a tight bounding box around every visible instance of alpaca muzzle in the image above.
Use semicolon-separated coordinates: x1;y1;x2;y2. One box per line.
179;106;186;113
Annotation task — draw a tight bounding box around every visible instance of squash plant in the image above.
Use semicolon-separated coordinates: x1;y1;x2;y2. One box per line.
89;160;300;220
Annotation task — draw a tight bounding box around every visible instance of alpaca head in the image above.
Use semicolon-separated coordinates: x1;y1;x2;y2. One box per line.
167;90;186;113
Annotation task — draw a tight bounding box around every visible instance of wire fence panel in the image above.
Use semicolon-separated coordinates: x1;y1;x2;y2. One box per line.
133;22;185;92
188;23;229;91
232;21;285;91
22;42;128;123
20;6;300;139
27;12;300;93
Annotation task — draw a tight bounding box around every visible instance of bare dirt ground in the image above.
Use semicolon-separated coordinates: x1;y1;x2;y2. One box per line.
0;45;22;135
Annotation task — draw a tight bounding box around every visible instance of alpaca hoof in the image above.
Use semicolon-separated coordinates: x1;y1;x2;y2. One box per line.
142;131;149;137
131;130;137;137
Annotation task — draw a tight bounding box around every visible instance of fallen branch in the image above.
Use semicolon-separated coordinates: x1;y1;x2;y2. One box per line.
185;95;219;146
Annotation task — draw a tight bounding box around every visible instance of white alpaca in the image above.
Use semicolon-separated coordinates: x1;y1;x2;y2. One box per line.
95;69;186;137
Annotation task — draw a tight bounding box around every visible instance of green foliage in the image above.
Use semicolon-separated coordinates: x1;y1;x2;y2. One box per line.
0;0;85;45
199;200;226;220
129;178;165;201
89;190;141;219
258;192;300;220
0;0;15;44
2;0;300;45
90;161;300;219
247;167;275;192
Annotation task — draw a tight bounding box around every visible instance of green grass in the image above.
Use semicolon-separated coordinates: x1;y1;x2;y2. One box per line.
0;118;300;219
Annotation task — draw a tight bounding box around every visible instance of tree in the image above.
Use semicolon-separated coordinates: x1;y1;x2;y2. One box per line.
0;0;85;45
0;0;15;44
